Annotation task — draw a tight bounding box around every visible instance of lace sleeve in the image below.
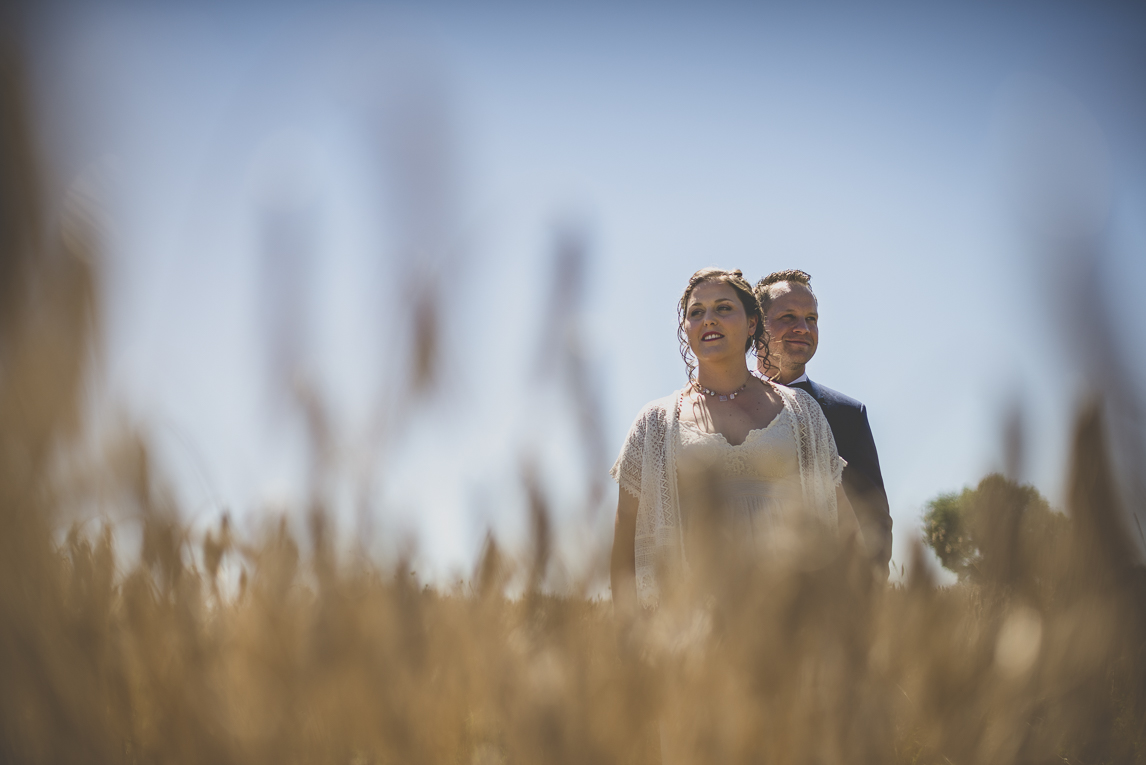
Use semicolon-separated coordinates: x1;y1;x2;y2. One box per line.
832;449;847;487
610;410;648;499
781;385;846;526
808;394;846;487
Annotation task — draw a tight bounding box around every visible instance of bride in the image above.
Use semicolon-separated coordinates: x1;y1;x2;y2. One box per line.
610;267;861;623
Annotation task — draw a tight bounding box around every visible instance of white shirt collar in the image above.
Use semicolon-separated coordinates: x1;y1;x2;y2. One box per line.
751;368;809;386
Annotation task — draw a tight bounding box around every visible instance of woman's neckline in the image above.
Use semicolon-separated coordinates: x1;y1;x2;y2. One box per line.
678;406;786;447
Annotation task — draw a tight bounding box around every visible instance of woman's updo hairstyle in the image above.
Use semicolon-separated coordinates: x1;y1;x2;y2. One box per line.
677;267;768;381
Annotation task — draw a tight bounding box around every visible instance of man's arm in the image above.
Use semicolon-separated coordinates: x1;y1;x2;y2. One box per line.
839;405;893;577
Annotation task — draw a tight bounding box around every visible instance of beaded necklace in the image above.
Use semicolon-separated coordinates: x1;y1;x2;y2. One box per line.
691;377;749;402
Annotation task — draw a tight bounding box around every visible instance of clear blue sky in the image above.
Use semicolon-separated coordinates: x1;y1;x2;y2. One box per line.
27;1;1146;583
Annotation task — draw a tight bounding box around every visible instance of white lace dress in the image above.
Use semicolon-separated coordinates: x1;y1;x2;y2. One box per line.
677;408;805;559
611;382;845;609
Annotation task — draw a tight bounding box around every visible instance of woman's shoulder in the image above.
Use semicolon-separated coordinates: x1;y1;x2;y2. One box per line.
625;390;684;426
771;382;826;418
753;377;794;406
636;390;683;416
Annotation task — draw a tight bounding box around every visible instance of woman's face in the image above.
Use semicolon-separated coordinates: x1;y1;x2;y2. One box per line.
683;280;756;369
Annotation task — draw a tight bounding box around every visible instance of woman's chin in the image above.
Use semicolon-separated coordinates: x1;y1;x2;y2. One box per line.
694;346;739;364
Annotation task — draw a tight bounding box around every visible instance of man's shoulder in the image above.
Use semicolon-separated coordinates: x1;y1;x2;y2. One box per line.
806;379;865;412
806;380;880;455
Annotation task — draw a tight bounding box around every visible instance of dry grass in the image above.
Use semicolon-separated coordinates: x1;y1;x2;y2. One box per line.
1;43;1144;765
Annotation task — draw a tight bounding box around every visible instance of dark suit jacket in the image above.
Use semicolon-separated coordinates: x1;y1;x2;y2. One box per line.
789;379;893;576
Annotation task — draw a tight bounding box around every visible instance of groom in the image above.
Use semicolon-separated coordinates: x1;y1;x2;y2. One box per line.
754;270;893;577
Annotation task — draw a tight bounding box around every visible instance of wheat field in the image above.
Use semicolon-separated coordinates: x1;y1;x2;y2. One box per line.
1;41;1144;765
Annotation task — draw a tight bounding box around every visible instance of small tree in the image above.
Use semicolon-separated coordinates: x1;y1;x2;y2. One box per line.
922;490;978;580
922;473;1068;586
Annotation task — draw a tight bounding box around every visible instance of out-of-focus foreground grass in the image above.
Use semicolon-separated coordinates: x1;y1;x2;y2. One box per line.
1;47;1144;765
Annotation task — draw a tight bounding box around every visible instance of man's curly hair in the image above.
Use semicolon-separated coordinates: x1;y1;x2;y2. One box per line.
754;269;815;314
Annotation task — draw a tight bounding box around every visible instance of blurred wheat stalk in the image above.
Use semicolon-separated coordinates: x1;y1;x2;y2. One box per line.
0;42;1143;765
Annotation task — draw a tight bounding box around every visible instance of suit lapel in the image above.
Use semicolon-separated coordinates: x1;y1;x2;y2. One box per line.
790;378;824;408
789;379;813;395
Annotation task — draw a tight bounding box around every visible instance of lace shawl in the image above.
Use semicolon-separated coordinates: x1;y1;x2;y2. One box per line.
610;384;844;609
773;384;846;529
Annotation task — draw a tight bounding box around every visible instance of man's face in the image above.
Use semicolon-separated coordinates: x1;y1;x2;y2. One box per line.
763;282;819;370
